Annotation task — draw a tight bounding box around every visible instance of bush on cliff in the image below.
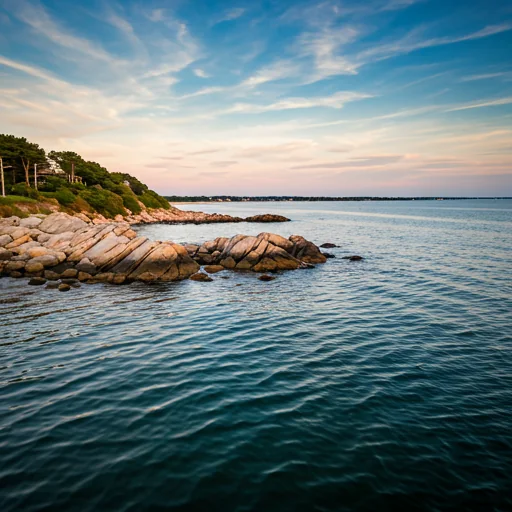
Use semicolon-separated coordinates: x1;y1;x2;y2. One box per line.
139;190;171;210
79;188;127;218
55;188;77;206
10;183;41;200
121;193;142;214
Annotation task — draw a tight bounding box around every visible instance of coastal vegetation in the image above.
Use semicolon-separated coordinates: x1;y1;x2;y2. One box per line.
0;134;170;219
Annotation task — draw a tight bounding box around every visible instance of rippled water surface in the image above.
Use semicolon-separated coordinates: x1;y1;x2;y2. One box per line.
1;200;512;511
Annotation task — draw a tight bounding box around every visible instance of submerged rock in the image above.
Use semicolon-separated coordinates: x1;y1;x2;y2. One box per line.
28;277;47;286
61;278;80;287
190;272;213;282
244;214;290;223
258;274;276;282
61;268;78;278
204;265;225;274
342;255;364;261
44;270;60;280
320;243;338;248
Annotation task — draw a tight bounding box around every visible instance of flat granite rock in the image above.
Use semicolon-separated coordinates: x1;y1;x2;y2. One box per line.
38;213;87;235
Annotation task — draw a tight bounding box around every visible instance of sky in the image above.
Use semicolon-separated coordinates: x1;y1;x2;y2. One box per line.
0;0;511;196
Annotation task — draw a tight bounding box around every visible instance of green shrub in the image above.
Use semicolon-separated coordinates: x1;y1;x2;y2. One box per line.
79;188;126;218
55;188;76;206
69;182;86;193
0;204;28;218
111;173;148;195
41;176;68;192
139;190;170;210
10;183;40;199
121;193;142;214
0;195;38;205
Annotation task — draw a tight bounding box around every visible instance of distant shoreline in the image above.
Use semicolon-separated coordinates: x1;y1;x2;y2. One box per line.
168;197;511;204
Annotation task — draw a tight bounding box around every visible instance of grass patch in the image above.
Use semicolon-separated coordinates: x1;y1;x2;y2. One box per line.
0;204;29;218
0;195;39;205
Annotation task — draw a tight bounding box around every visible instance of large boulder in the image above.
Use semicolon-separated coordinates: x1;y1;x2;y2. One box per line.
289;235;327;264
0;234;13;247
38;213;88;235
76;258;97;275
28;254;60;268
25;261;44;273
26;246;50;258
5;234;31;249
0;216;21;227
190;272;213;282
20;217;43;229
0;248;14;260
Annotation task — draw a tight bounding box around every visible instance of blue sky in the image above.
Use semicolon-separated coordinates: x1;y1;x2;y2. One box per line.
1;0;511;196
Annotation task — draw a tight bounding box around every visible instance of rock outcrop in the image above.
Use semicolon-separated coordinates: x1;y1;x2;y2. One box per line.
244;214;290;223
0;213;200;283
188;232;326;272
110;207;290;225
0;213;327;285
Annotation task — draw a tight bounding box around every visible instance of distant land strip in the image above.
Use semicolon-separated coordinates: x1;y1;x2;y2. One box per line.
165;196;511;203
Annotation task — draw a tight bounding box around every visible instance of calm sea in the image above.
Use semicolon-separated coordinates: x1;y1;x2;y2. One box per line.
1;200;511;511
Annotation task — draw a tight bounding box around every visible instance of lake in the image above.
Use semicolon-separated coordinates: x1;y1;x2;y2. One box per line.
1;200;511;511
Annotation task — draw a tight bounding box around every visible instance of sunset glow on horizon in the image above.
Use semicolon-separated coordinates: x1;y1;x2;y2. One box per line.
1;0;511;196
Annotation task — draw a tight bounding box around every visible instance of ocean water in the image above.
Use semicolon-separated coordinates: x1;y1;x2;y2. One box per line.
1;199;511;512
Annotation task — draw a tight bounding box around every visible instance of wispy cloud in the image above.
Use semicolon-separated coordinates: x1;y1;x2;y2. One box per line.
0;54;66;86
213;8;246;25
240;59;300;87
297;26;360;82
211;160;238;167
193;68;210;78
446;96;512;112
355;23;512;67
180;59;301;100
295;19;512;84
222;91;372;115
235;142;316;159
8;0;119;64
292;155;404;170
460;72;511;82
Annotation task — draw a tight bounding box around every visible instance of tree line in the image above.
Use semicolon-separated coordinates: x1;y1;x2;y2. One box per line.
0;134;170;218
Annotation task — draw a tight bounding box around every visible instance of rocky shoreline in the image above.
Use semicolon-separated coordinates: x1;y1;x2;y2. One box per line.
0;212;328;289
101;206;290;226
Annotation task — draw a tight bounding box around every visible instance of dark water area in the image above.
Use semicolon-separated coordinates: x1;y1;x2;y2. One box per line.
1;200;512;511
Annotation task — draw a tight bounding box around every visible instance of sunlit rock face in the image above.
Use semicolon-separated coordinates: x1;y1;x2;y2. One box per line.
189;232;327;272
0;213;326;284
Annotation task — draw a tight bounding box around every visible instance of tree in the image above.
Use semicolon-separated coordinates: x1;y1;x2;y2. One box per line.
48;150;111;186
0;134;46;186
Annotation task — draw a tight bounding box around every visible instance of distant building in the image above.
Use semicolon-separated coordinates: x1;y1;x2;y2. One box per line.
44;157;66;175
